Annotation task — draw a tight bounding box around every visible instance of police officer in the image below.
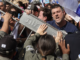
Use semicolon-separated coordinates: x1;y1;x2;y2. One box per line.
0;12;17;60
0;35;16;60
23;24;70;60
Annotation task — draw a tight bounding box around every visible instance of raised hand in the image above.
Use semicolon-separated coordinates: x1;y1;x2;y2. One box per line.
2;12;12;22
55;31;63;43
36;24;47;35
59;40;70;54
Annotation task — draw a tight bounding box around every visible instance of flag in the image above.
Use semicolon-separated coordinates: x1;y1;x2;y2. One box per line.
64;7;80;23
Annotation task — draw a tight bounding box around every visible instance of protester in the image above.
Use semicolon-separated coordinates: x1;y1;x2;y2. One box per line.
17;1;25;13
5;2;11;11
0;1;6;28
47;4;78;33
26;3;39;17
7;6;27;43
45;3;52;9
26;7;52;22
0;1;5;11
38;7;52;22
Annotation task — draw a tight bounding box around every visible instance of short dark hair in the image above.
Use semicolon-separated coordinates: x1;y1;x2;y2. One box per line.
51;4;64;11
7;6;18;17
17;1;23;7
5;2;11;6
40;7;52;21
45;3;52;9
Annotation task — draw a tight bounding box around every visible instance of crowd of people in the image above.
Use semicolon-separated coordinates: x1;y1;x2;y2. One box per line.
0;0;80;60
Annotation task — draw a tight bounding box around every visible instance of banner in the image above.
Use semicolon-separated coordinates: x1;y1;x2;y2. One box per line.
57;0;78;12
64;7;80;22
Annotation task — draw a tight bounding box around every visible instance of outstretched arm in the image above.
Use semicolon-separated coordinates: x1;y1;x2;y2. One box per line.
24;24;47;48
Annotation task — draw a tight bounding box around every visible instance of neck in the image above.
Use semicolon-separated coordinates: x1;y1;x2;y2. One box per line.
56;20;66;28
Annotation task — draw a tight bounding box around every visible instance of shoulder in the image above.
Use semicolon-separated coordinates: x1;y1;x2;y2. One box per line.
66;22;78;32
0;31;7;39
67;22;77;29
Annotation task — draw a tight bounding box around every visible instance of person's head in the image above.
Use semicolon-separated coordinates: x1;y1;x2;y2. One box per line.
78;0;80;4
5;2;11;10
38;7;52;22
27;4;39;16
17;1;23;7
8;6;18;25
37;34;56;60
9;6;17;12
0;35;16;58
0;1;5;11
51;4;66;24
46;3;52;9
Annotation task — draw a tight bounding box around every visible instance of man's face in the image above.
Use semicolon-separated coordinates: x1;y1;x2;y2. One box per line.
48;5;51;9
6;5;10;10
0;2;4;11
38;11;46;22
51;7;65;24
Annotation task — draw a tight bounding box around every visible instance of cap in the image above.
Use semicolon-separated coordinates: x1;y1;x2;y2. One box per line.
0;35;16;54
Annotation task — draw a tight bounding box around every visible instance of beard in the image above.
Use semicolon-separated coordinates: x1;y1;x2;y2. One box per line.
54;15;65;24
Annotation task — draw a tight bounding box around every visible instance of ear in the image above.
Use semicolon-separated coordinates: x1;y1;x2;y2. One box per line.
34;11;38;16
44;16;47;21
63;11;66;15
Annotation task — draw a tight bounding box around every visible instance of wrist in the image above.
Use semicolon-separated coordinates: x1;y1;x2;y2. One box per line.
4;19;9;23
63;52;69;54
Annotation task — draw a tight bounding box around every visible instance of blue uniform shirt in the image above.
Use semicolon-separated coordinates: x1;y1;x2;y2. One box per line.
47;20;78;33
